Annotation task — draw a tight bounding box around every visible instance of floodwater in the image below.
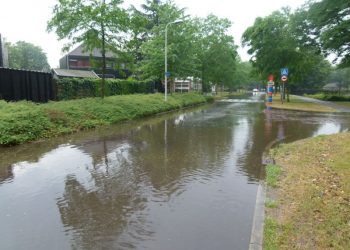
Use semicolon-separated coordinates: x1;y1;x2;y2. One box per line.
1;95;349;250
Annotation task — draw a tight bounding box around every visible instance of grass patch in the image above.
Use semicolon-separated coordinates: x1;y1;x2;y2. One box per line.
0;93;213;146
268;94;337;112
334;102;350;108
263;217;279;250
264;132;350;249
265;198;278;208
266;164;282;187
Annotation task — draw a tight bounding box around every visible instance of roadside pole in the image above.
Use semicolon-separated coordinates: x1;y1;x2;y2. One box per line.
267;74;274;110
280;68;288;103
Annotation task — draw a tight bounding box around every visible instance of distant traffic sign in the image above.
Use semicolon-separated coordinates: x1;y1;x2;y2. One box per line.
281;75;288;82
281;68;288;76
165;72;170;77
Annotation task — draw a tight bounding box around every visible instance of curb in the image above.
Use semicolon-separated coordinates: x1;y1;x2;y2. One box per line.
249;180;266;250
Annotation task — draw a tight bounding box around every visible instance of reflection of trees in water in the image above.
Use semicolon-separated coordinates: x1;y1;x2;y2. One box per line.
57;168;152;249
237;109;325;182
56;114;236;248
0;165;14;184
127;117;235;192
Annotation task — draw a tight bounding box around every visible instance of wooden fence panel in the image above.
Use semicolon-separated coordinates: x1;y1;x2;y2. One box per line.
0;67;55;102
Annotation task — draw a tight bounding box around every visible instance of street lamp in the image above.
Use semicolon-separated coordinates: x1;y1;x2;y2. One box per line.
164;19;183;101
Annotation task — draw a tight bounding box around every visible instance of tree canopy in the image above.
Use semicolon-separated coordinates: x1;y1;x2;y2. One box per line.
47;0;129;97
307;0;350;67
242;9;332;93
7;41;50;72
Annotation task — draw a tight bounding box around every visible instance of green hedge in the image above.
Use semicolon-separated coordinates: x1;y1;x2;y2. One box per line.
305;93;350;102
0;93;213;145
56;78;156;100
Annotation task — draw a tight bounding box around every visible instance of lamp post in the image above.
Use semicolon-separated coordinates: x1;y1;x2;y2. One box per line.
165;19;183;101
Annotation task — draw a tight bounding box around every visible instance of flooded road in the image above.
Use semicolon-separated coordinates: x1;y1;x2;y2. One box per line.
1;95;350;250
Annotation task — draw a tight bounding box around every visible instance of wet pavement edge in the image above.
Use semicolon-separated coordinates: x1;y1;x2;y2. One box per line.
249;181;266;250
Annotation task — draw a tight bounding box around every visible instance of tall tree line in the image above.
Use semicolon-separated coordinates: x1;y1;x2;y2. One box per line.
242;0;350;93
47;0;242;95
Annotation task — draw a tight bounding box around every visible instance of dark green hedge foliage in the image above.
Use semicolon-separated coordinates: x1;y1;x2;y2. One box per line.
56;78;156;100
306;93;350;102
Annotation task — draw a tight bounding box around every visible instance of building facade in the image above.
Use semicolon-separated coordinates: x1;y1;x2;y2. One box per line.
59;44;128;78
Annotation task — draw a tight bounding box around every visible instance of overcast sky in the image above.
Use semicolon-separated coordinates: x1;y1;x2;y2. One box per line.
0;0;307;68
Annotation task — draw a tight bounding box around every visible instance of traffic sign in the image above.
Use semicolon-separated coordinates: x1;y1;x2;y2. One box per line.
269;74;274;81
281;75;288;82
165;72;170;77
281;68;288;76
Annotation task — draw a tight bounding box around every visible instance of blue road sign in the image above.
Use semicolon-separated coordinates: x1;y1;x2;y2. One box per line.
165;72;171;77
281;68;288;76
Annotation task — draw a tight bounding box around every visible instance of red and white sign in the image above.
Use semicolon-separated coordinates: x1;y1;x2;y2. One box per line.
269;74;274;81
281;75;288;82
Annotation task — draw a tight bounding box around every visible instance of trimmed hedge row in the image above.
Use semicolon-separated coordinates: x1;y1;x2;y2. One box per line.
305;93;350;102
56;78;157;100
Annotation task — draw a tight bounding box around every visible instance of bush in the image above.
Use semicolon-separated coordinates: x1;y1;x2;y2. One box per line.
0;93;213;145
56;78;156;100
304;93;350;102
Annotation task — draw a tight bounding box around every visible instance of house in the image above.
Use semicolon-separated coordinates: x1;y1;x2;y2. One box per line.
322;82;341;92
52;68;100;79
173;77;202;92
59;44;127;78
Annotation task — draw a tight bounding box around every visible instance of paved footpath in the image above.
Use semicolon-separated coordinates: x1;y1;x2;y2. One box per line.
294;95;350;113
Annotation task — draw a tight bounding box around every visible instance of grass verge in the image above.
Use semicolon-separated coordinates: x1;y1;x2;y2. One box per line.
264;132;350;249
268;94;337;112
0;93;213;146
266;164;282;187
335;102;350;109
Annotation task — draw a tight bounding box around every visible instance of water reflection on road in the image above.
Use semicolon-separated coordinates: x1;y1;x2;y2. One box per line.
0;97;349;250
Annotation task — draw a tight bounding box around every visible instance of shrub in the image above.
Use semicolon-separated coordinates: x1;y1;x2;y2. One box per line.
305;93;350;102
56;78;156;100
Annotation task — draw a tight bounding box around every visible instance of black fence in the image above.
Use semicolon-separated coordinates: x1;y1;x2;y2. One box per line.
0;67;55;102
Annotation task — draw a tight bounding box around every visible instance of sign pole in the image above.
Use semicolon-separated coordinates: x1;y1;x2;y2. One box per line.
267;74;274;110
280;68;289;103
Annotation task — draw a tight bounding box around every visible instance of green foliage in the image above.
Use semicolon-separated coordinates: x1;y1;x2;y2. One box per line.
265;198;278;208
55;78;156;100
305;93;350;102
264;217;279;250
6;41;50;71
0;101;52;145
242;10;331;93
0;93;213;145
231;61;259;90
307;0;350;67
266;164;282;187
194;15;238;90
131;2;239;90
47;0;129;97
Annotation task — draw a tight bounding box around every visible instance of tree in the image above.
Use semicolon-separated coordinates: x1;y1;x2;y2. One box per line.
7;41;50;71
194;15;238;91
47;0;129;98
139;6;239;92
139;1;196;81
242;10;330;96
307;0;350;67
126;0;164;77
232;61;259;91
